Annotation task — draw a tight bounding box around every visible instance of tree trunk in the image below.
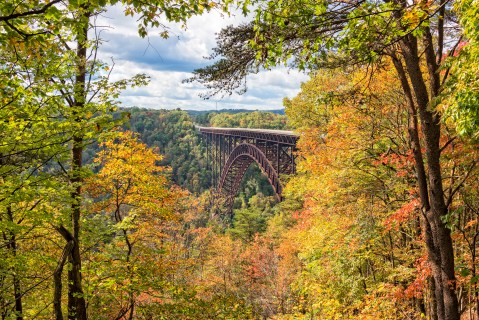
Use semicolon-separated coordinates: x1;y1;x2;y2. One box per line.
391;51;441;320
54;227;74;320
67;10;89;320
5;207;23;320
398;33;460;320
68;136;87;320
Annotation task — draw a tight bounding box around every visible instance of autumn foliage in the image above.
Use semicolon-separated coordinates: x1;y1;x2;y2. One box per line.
3;0;479;318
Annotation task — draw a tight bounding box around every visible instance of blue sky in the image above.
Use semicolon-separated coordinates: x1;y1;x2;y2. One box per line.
95;5;309;111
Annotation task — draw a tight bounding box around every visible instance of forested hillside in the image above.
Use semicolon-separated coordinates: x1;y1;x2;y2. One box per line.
127;108;209;194
2;0;479;319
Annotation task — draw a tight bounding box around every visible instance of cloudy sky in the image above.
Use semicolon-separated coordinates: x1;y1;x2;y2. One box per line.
95;6;309;111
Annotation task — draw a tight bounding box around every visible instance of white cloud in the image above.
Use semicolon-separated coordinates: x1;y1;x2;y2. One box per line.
93;5;309;111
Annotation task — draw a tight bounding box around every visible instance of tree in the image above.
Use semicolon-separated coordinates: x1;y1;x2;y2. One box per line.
189;1;469;318
442;0;479;138
1;0;226;318
84;131;183;318
280;66;428;318
228;193;275;242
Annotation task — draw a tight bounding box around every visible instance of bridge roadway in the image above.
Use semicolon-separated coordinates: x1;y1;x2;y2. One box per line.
195;126;298;145
196;126;299;213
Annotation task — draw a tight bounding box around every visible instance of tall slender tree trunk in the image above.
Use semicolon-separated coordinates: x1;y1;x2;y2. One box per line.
396;32;460;320
54;226;74;320
5;207;23;320
67;9;89;320
392;52;441;319
68;136;87;320
388;1;459;316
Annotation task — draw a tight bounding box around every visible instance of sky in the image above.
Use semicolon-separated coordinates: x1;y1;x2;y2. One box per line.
95;5;309;111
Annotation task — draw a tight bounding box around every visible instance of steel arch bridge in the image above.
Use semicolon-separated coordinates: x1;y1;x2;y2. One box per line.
197;126;299;212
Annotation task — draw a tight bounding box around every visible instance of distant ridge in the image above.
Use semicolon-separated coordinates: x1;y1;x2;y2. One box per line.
121;107;286;115
185;109;285;116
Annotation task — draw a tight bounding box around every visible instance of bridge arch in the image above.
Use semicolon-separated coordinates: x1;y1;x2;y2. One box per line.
197;126;298;214
218;143;282;208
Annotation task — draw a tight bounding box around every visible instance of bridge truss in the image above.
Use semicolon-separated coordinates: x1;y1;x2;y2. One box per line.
197;126;299;212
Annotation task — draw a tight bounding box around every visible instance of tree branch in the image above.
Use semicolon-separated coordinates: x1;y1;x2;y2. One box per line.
0;0;62;22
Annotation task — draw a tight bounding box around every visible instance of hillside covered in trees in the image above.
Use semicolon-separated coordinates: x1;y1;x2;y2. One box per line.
2;0;479;319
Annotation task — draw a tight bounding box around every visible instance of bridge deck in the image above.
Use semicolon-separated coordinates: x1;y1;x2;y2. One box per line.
196;126;299;145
